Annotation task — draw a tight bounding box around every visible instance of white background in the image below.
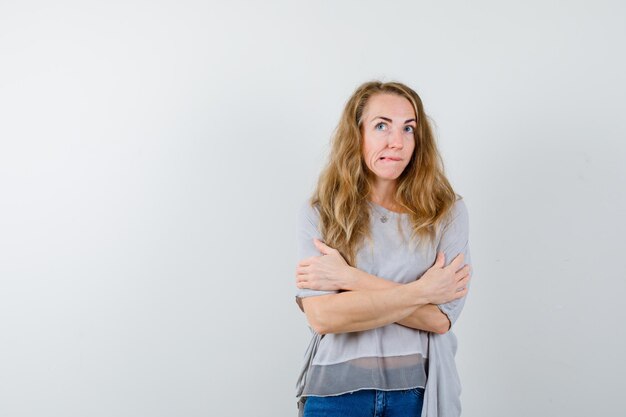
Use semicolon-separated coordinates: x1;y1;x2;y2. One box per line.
1;1;625;416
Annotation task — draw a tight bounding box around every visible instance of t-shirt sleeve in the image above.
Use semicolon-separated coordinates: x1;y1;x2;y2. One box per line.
295;200;340;301
435;198;472;328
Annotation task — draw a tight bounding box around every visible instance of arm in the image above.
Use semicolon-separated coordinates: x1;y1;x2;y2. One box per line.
300;279;431;335
344;266;453;334
298;244;469;335
294;200;469;335
434;198;473;329
297;240;468;334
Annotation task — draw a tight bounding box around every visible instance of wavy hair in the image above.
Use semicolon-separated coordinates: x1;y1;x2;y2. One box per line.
310;80;460;266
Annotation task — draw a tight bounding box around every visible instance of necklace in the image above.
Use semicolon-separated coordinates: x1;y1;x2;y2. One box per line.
370;202;390;223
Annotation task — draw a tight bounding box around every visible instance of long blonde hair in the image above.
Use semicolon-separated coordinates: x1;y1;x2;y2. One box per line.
310;80;460;266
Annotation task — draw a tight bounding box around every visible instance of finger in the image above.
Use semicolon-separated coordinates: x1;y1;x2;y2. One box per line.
459;274;472;286
298;256;318;266
457;275;470;288
454;287;468;299
445;252;464;270
454;265;470;280
298;278;320;290
432;251;445;268
313;238;332;255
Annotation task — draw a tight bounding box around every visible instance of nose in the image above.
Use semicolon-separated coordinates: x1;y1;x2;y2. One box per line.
388;128;403;149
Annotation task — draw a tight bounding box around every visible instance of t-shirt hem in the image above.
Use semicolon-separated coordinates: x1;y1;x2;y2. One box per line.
301;384;427;398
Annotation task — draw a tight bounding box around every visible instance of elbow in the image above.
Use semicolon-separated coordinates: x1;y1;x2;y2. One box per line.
309;320;331;335
433;317;451;335
433;327;448;335
302;300;334;335
306;310;333;335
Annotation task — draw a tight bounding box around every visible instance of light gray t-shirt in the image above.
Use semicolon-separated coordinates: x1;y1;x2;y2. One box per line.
295;198;472;416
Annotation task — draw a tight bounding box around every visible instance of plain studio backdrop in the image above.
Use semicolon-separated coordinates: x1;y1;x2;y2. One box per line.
1;1;624;416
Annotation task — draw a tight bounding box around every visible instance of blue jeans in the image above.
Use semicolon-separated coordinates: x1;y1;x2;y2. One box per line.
303;388;425;417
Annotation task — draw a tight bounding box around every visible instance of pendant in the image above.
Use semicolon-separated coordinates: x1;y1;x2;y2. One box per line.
380;215;388;223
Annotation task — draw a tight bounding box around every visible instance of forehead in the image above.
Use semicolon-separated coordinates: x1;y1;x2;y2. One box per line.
363;93;416;120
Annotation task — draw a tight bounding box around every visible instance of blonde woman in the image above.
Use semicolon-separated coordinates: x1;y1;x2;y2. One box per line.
295;81;473;417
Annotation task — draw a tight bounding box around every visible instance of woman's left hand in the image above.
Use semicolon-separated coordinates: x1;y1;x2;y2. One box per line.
296;239;353;291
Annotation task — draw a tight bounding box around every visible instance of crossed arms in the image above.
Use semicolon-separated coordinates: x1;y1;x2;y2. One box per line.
295;238;471;335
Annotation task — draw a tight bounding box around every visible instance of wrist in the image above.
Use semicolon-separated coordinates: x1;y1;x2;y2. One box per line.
409;279;431;306
343;266;359;291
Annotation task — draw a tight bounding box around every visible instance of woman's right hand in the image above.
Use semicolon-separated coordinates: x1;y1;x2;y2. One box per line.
295;239;352;291
413;252;471;305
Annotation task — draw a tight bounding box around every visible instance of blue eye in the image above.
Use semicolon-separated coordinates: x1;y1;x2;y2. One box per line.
375;122;386;131
405;125;415;133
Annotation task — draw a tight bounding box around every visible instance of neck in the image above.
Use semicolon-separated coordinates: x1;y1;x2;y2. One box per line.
370;180;399;209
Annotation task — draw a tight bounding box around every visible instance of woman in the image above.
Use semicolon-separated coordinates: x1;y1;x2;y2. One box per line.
294;80;473;417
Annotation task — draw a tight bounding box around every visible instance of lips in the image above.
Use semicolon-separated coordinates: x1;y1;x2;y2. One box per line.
379;156;401;161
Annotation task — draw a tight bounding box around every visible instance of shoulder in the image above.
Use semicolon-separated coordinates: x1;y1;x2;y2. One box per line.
298;198;321;227
296;199;323;243
450;197;469;220
442;197;469;231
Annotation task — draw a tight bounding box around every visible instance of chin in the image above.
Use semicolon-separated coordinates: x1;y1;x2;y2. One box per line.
381;169;405;178
375;173;403;181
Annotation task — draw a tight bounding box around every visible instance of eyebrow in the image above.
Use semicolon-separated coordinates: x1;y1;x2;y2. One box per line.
372;116;416;124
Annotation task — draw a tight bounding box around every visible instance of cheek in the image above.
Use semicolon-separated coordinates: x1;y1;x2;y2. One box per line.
362;140;377;160
407;138;416;154
361;148;377;171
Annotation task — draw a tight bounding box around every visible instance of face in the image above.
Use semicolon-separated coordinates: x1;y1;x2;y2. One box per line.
360;93;417;187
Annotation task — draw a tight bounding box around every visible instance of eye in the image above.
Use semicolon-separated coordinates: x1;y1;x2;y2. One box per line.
375;122;387;131
404;125;415;133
